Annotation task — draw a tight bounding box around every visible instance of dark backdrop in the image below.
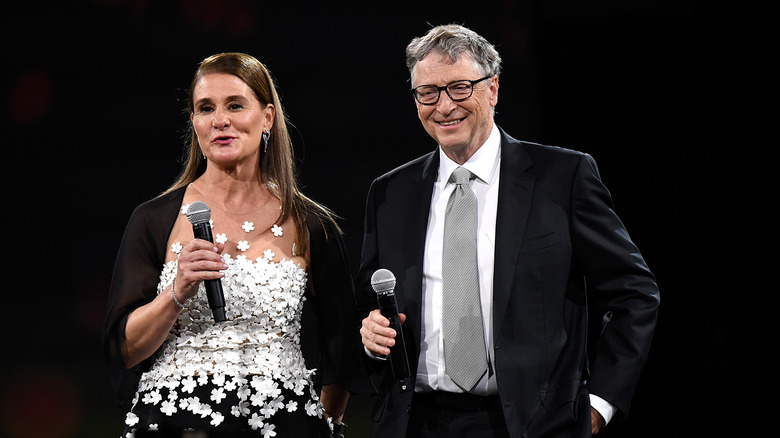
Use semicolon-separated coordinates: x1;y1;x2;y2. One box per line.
2;1;764;437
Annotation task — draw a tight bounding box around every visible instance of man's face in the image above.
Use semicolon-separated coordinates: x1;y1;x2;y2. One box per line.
412;53;498;161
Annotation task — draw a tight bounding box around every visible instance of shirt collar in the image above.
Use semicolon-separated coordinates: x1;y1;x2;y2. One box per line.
438;124;501;185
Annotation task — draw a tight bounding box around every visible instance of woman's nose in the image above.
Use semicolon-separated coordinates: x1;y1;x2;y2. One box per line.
212;109;229;129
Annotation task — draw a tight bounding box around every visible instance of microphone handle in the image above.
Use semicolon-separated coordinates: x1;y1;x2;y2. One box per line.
192;222;227;322
378;292;412;392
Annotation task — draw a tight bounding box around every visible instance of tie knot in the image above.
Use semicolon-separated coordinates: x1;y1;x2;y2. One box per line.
450;166;473;185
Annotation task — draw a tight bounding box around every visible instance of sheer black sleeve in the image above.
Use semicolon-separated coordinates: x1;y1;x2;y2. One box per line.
101;188;184;405
302;213;361;389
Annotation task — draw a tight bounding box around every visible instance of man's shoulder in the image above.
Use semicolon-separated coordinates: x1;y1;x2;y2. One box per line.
521;141;585;156
500;129;586;160
374;150;436;182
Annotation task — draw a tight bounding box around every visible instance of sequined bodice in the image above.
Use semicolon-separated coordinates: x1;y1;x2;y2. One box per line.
143;255;309;381
130;255;322;427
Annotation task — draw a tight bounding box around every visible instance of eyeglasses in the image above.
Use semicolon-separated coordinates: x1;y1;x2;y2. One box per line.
411;75;493;105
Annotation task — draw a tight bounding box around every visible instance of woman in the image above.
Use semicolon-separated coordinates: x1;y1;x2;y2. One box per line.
103;53;356;437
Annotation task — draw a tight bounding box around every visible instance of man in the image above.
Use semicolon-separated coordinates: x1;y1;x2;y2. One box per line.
357;24;659;438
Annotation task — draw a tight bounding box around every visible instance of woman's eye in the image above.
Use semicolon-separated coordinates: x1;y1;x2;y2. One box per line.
198;105;214;113
229;103;244;110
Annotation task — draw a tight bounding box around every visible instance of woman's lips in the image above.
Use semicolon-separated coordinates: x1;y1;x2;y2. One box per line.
213;136;235;145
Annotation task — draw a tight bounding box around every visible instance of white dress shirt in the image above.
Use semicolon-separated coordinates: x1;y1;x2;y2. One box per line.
417;124;501;395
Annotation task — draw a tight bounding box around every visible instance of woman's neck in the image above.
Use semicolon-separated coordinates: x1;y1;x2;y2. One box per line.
191;171;272;215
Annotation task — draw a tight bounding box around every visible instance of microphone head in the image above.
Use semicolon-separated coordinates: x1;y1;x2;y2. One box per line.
186;201;212;225
371;269;396;294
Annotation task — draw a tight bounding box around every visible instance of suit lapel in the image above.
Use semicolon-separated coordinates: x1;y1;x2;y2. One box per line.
402;151;438;352
493;130;535;339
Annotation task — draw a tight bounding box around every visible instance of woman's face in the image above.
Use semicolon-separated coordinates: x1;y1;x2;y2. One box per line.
191;73;274;169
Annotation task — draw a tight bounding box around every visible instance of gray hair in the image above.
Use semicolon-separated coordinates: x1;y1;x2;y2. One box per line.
406;24;502;82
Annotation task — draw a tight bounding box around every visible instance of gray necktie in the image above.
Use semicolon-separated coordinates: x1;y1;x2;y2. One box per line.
442;166;488;390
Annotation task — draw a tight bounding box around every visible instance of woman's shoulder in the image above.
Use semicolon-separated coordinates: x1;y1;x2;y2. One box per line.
123;187;186;242
304;205;340;242
131;187;186;220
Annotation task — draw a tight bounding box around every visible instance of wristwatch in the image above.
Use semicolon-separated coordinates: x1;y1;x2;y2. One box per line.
332;422;348;438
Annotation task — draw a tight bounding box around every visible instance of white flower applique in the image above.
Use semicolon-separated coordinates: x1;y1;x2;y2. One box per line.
261;423;277;438
142;390;162;405
263;249;275;260
171;242;182;254
215;233;228;244
211;387;227;403
242;221;255;232
237;240;250;252
160;400;177;416
125;412;139;426
271;224;283;237
304;400;319;417
248;413;264;430
210;412;225;427
182;377;197;393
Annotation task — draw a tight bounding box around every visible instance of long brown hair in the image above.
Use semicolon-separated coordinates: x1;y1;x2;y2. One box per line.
164;52;337;254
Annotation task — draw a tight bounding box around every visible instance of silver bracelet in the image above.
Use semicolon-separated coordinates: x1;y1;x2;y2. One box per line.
171;279;187;309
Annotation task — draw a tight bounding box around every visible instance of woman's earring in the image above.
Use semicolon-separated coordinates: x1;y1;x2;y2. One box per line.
262;129;271;153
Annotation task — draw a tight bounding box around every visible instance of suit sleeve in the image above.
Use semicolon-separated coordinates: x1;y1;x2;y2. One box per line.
354;178;395;391
571;153;660;416
356;178;381;319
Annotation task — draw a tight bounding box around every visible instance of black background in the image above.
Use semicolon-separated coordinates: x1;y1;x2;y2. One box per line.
1;1;765;437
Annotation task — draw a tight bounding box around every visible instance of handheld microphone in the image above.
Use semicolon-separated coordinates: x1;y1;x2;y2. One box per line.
186;201;227;323
371;268;411;392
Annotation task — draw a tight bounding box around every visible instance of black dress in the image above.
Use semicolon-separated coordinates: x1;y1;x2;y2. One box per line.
102;187;358;437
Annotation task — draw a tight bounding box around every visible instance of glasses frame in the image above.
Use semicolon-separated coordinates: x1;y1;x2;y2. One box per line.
411;75;493;105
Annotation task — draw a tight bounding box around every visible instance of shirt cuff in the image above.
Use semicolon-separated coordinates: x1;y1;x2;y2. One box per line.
589;394;616;425
364;345;388;361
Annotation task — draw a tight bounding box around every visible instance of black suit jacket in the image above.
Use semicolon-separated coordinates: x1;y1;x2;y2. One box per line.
356;127;660;437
